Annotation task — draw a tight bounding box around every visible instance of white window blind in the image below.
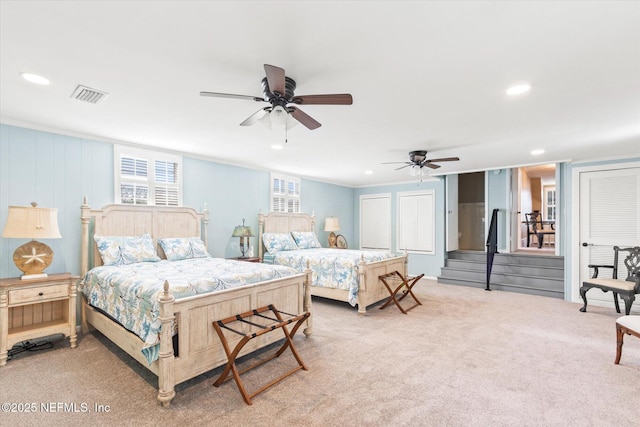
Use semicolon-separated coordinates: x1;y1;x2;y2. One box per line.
271;173;300;213
114;145;183;206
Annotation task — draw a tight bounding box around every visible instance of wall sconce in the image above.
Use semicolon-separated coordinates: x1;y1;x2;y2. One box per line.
2;202;62;279
231;218;254;258
324;217;340;248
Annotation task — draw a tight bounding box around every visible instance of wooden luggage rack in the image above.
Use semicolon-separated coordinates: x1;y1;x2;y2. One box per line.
212;304;310;405
378;271;424;314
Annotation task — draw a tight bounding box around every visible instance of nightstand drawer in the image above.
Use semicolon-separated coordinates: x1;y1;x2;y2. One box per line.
8;283;69;306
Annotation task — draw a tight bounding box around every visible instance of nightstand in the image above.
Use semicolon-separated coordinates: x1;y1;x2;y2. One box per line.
0;273;79;365
227;257;261;263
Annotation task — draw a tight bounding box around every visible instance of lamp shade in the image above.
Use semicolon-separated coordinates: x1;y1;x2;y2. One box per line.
232;225;254;237
324;217;340;232
2;203;62;239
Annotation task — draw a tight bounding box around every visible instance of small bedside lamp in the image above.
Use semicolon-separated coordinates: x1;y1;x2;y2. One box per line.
231;218;254;258
2;202;62;280
324;217;340;248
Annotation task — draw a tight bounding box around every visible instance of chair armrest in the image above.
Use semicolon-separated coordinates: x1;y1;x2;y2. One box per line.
588;264;614;278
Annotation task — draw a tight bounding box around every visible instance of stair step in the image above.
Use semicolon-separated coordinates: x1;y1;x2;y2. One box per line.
439;250;565;299
436;277;564;299
445;259;563;278
448;250;564;268
438;267;563;291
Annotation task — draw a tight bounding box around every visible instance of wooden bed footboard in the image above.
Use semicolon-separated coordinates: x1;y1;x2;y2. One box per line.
79;198;313;406
82;271;312;406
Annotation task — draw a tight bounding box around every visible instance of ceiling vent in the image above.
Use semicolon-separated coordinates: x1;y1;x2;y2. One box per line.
70;85;108;104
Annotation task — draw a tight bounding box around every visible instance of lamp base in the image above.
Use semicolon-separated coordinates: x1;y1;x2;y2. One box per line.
328;232;337;248
13;240;54;277
21;273;49;281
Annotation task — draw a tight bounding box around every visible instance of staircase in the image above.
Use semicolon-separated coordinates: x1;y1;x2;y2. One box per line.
438;250;565;299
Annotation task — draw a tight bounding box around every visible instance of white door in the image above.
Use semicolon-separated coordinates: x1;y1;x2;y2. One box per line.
578;166;640;309
360;194;391;250
446;174;459;251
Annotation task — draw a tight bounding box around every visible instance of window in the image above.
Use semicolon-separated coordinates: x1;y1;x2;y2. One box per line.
544;187;556;221
114;145;183;206
270;173;300;213
397;190;435;253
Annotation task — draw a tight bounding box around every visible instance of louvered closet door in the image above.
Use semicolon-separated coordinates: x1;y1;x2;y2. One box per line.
579;167;640;308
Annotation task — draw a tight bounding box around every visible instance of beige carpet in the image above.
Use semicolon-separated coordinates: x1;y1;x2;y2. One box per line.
1;280;638;426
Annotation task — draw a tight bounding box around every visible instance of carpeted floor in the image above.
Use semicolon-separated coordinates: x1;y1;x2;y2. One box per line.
1;280;638;426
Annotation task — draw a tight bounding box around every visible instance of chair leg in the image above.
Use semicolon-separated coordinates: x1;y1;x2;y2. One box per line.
579;286;589;312
615;323;625;364
621;294;635;316
612;292;621;314
537;234;544;249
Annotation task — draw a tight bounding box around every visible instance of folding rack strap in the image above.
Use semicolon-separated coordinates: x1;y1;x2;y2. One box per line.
378;271;425;314
212;304;310;405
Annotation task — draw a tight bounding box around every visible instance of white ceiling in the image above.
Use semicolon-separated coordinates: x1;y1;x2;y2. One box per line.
1;1;639;187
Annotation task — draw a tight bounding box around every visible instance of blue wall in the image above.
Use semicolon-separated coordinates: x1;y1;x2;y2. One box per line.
354;179;446;277
3;123;637;291
0;124;355;277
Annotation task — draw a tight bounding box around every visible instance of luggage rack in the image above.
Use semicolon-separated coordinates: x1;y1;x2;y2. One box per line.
378;271;424;314
212;304;310;405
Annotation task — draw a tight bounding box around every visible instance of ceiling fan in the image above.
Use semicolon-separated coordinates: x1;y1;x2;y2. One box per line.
200;64;353;130
383;150;460;174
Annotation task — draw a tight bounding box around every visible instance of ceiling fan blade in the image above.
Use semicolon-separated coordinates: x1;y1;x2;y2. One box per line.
425;157;460;163
381;161;412;165
291;94;353;105
240;108;269;126
394;164;412;171
289;107;321;130
424;163;441;169
200;91;264;102
264;64;286;96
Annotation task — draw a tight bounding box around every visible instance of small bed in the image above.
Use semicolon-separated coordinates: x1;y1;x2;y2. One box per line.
258;212;407;313
79;199;312;406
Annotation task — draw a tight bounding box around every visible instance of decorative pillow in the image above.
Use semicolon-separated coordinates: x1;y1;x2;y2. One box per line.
291;231;322;249
159;237;209;261
94;234;160;266
262;233;299;254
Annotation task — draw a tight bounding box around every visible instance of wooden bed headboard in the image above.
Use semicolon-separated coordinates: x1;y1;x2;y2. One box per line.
80;197;209;275
257;212;315;260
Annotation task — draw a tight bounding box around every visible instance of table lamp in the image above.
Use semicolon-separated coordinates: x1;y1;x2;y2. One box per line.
2;202;62;280
324;217;340;248
231;218;254;258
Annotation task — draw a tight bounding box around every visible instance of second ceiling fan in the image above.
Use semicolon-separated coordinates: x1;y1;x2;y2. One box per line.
200;64;353;130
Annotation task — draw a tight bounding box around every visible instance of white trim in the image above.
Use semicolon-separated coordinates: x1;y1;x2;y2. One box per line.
395;189;436;254
359;193;391;250
269;172;301;213
570;160;640;304
113;145;183;206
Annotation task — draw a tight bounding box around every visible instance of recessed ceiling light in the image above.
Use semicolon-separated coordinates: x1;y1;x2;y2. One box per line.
270;144;284;150
364;170;373;175
506;83;531;96
531;149;545;155
20;72;50;85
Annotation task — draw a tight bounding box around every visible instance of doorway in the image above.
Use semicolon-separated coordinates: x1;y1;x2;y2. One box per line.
574;165;640;307
458;172;485;250
513;164;557;254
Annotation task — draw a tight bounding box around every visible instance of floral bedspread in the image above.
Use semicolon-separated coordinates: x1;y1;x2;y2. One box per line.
271;248;397;306
81;258;298;363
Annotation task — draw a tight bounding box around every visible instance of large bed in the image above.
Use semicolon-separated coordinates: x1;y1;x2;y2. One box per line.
258;212;407;313
79;199;312;406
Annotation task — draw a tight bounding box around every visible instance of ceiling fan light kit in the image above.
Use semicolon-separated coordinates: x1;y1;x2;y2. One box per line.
383;150;461;181
201;64;352;131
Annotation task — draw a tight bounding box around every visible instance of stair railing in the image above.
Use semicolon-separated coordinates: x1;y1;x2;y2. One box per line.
485;208;499;291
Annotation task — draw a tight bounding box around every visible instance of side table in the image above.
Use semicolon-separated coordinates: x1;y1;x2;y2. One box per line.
0;273;78;365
